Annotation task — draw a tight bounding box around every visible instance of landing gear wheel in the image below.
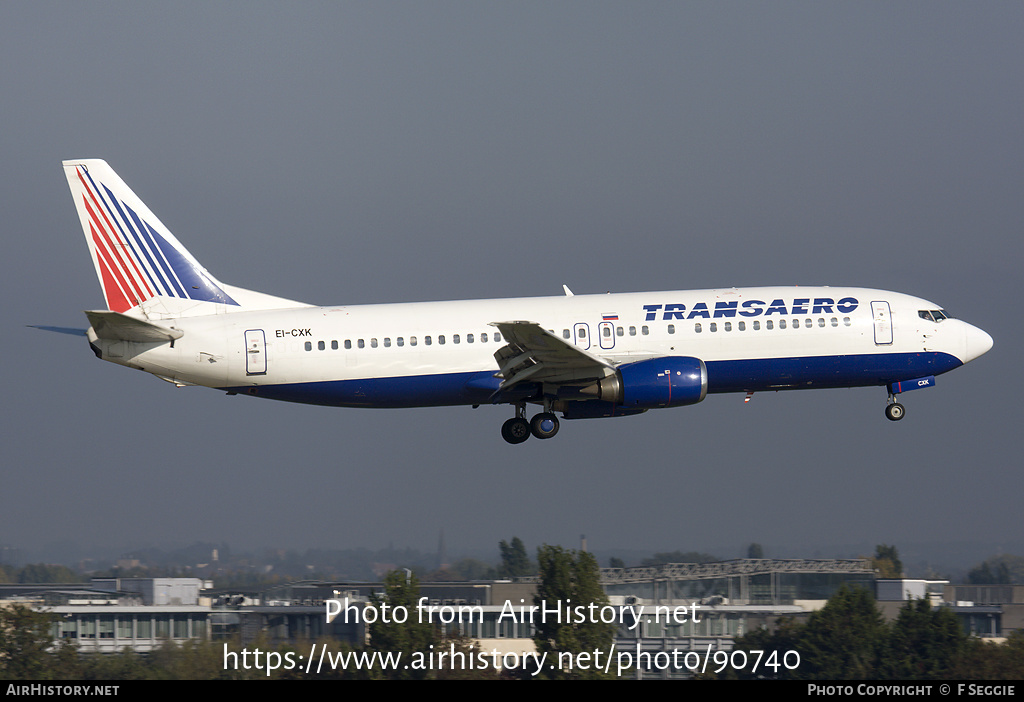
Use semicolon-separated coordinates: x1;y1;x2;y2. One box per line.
530;412;560;440
501;417;531;444
885;403;905;421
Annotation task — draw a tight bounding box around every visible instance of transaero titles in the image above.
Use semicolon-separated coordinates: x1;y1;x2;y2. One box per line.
642;297;860;321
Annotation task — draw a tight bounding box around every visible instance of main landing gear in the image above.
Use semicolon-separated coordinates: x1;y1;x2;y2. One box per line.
501;403;560;444
885;392;906;422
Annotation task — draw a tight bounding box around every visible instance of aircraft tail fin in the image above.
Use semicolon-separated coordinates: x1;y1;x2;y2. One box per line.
62;159;308;315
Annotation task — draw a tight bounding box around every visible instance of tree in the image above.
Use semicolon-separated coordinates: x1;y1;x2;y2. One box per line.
498;537;532;578
449;557;497;581
747;543;765;559
967;556;1018;584
0;604;57;680
731;584;887;680
16;564;83;584
796;584;888;679
949;629;1024;680
882;598;966;679
367;570;437;680
608;557;625;569
872;544;903;578
533;545;618;679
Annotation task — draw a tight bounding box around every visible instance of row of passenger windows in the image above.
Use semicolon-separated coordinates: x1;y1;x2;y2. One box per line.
694;317;852;333
302;316;854;351
304;331;504;352
571;317;853;339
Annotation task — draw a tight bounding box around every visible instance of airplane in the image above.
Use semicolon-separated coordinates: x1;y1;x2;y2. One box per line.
49;159;993;444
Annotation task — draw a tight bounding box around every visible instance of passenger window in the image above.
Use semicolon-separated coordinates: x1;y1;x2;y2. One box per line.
358;339;365;348
766;320;774;330
425;336;432;346
843;317;851;326
667;324;675;334
710;323;718;332
563;329;571;339
642;326;649;335
724;322;732;332
818;318;825;328
438;335;446;345
780;320;787;329
384;338;391;348
410;336;417;346
467;334;474;343
331;340;338;350
695;323;702;333
305;341;312;351
753;321;760;330
453;334;460;344
494;332;501;342
371;338;378;348
616;326;623;336
603;326;611;337
481;333;488;342
397;337;404;347
831;318;838;327
738;321;745;331
578;328;587;339
345;340;352;349
792;319;799;329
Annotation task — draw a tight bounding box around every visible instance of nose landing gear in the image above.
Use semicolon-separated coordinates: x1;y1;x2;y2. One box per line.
885;393;905;421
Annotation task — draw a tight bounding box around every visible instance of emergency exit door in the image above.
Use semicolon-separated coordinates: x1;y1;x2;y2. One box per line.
245;329;267;375
871;301;893;345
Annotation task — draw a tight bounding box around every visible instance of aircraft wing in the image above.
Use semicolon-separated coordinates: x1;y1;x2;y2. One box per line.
490;321;615;393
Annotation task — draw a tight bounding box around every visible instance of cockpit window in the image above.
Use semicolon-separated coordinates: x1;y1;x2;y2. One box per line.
919;309;951;322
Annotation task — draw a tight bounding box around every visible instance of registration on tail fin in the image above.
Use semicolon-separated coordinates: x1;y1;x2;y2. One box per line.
63;159;308;315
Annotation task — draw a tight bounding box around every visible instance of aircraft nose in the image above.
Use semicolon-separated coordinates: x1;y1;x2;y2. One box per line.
962;322;993;363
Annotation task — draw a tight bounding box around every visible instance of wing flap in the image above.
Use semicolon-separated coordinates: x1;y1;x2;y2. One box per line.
490;321;613;394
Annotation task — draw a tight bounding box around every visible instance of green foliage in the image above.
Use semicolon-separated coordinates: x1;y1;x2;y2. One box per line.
0;605;57;680
948;629;1024;679
367;570;437;680
15;564;84;584
449;557;497;581
797;584;888;679
729;587;1016;681
967;555;1021;584
498;537;532;578
872;544;904;579
882;598;966;679
533;545;618;679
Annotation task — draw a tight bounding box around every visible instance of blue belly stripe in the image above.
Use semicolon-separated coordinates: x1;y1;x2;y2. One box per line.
219;352;962;408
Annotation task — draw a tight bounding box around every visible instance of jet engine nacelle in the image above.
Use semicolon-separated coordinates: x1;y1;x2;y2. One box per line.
579;356;708;409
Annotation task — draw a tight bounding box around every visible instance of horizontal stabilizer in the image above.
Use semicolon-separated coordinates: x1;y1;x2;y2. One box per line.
85;310;183;342
28;325;88;336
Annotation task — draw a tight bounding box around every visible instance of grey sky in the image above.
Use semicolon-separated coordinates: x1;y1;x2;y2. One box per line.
3;3;1020;565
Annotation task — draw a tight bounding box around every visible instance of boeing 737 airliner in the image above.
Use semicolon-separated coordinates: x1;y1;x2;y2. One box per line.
53;159;993;443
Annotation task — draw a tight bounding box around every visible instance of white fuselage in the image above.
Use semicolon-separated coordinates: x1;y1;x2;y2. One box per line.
90;285;991;409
